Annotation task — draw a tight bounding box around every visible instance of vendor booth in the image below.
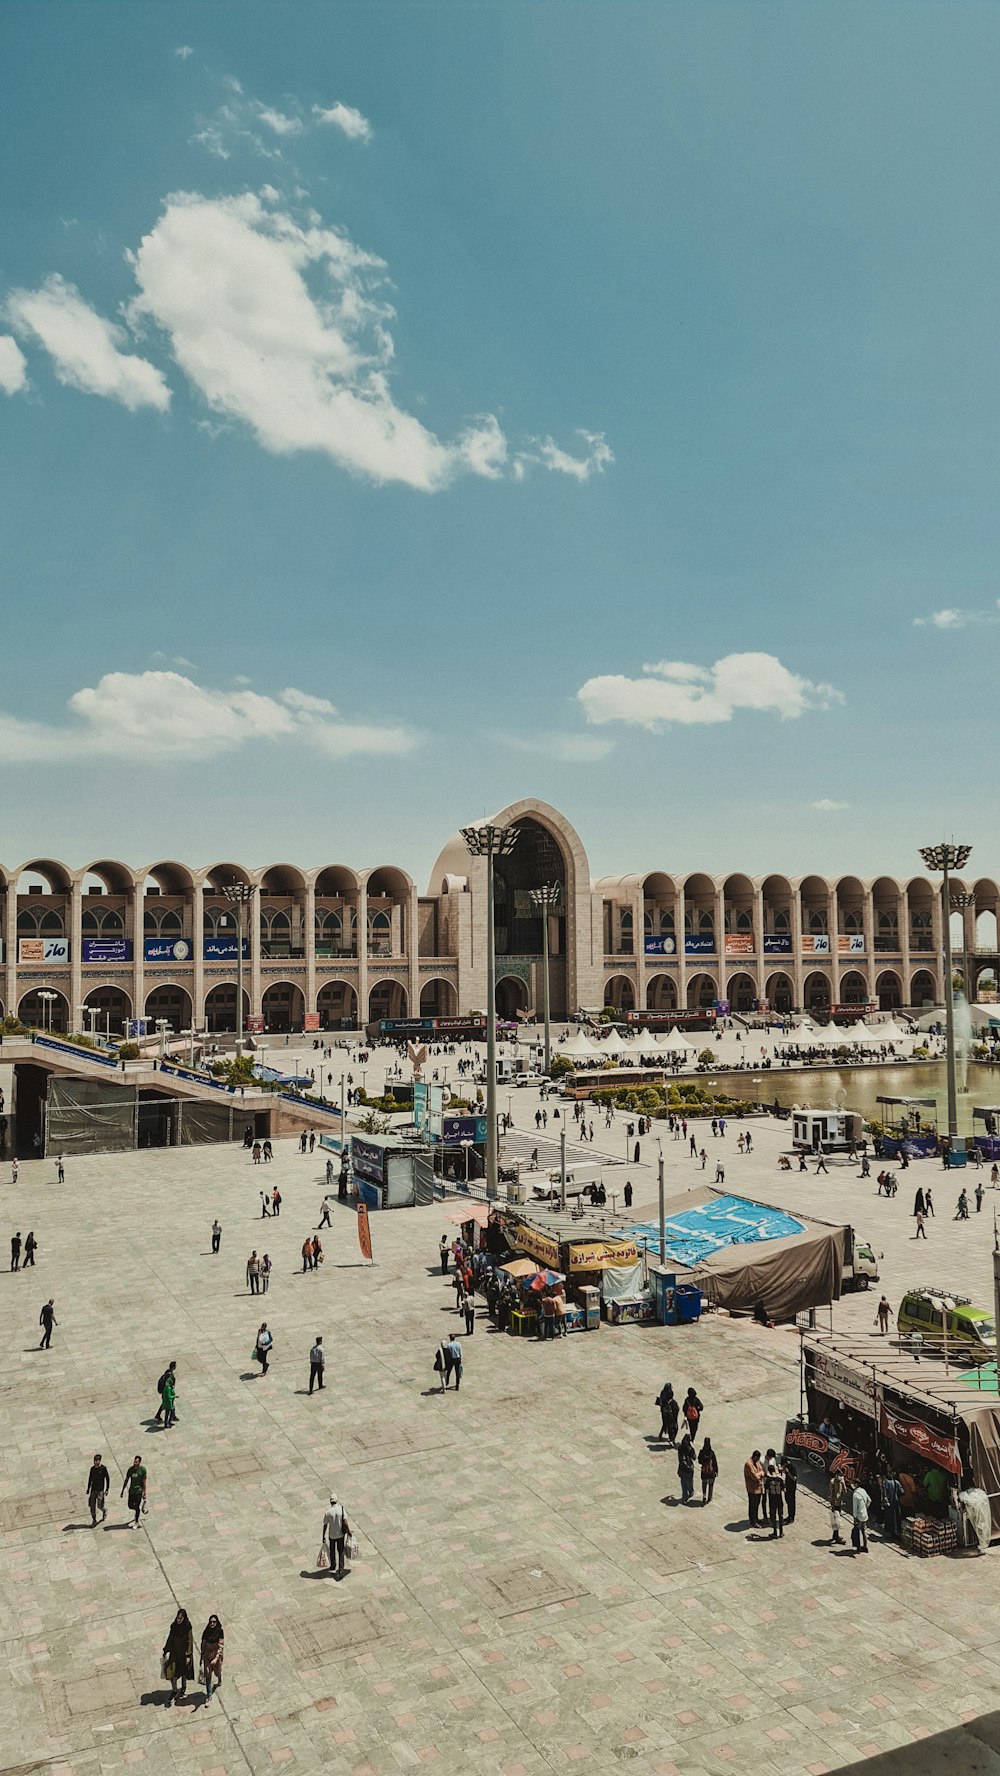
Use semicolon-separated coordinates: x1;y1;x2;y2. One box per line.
489;1206;652;1328
792;1108;863;1154
876;1096;939;1161
350;1132;435;1209
786;1332;1000;1548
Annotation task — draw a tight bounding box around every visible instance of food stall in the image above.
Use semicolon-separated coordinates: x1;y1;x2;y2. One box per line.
489;1206;647;1328
875;1096;939;1161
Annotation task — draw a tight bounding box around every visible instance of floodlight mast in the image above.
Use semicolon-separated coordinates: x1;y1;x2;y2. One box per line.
919;842;972;1166
461;824;519;1200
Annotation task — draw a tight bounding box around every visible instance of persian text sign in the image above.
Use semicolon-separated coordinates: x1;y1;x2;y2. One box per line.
18;937;69;963
878;1405;961;1474
356;1203;373;1262
82;938;133;963
506;1218;561;1269
809;1349;878;1419
837;934;865;954
566;1239;639;1270
800;935;831;955
724;934;754;956
782;1420;865;1487
644;935;678;956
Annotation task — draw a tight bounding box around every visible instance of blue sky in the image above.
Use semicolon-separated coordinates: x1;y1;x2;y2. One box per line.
1;2;997;887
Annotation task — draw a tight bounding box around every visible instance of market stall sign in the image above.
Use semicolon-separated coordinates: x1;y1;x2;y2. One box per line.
782;1420;865;1488
878;1405;961;1475
566;1239;639;1270
506;1220;561;1269
809;1350;878;1420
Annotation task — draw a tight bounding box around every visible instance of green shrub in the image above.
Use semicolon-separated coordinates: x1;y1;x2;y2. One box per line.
117;1041;141;1061
549;1054;574;1078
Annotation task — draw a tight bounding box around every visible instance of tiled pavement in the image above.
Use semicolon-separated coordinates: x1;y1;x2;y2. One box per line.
3;1130;1000;1776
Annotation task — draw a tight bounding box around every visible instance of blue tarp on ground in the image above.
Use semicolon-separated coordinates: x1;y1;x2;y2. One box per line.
627;1194;805;1269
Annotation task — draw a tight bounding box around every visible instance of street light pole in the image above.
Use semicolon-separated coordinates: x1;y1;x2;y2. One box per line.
951;891;976;1009
528;883;561;1076
461;822;519;1202
920;842;973;1167
222;883;255;1058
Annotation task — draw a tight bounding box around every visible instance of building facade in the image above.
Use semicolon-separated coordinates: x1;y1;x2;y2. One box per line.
1;799;992;1034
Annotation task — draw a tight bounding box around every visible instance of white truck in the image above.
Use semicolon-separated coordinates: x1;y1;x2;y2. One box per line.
841;1228;880;1292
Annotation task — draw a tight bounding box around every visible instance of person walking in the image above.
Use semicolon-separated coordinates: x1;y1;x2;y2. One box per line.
913;1186;925;1218
271;1186;281;1216
461;1290;476;1334
815;1151;828;1175
160;1367;177;1428
657;1383;679;1444
683;1387;704;1441
10;1231;21;1271
322;1495;351;1579
11;1157;18;1184
698;1438;719;1504
623;1181;633;1209
913;1208;927;1240
86;1452;110;1524
924;1187;935;1217
677;1433;696;1504
200;1616;224;1704
851;1482;871;1553
439;1234;450;1275
162;1607;195;1703
255;1323;273;1374
976;1179;985;1214
259;1190;271;1218
309;1335;325;1393
828;1471;846;1544
956;1188;970;1220
765;1458;785;1538
38;1298;56;1348
744;1450;764;1526
211;1219;222;1254
301;1236;313;1274
442;1334;464;1391
56;1156;65;1184
318;1197;333;1229
22;1230;36;1267
246;1250;260;1294
311;1234;323;1270
154;1360;177;1425
875;1295;893;1335
782;1457;798;1524
261;1254;271;1292
882;1472;904;1541
122;1455;147;1527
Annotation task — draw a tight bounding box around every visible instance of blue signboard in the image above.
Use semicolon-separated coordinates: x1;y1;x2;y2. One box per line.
351;1137;386;1185
203;938;250;961
145;937;194;963
82;938;133;964
126;1018;149;1038
442;1115;488;1144
763;934;793;955
684;934;715;956
644;935;678;956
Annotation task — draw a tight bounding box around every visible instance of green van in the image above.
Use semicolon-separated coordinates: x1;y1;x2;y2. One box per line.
897;1287;996;1358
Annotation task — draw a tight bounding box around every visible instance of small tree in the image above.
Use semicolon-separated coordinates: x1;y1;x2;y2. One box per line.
213;1053;257;1087
357;1109;390;1134
697;1048;715;1066
549;1054;574;1078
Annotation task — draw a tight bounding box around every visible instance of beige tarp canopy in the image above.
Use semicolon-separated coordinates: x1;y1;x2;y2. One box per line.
659;1184;846;1322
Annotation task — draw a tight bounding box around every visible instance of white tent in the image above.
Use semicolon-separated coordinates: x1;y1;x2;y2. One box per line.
556;1030;600;1060
663;1026;696;1051
592;1033;625;1059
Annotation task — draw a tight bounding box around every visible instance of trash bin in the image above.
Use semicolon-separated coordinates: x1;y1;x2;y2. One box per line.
676;1284;703;1324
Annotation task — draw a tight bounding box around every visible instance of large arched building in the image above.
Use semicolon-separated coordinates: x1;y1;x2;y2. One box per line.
0;799;990;1033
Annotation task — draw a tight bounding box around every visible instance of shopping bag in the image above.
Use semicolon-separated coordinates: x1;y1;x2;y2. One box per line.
316;1543;329;1569
160;1654;169;1679
345;1532;359;1561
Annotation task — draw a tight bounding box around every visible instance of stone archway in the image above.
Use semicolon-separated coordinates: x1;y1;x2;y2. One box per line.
876;970;902;1011
645;973;677;1013
803;971;832;1012
203;984;251;1034
765;971;794;1014
496;975;530;1019
317;980;359;1030
910;969;936;1007
261;981;305;1033
726;972;757;1014
839;970;870;1007
18;987;70;1033
145;984;193;1034
685;972;717;1011
419;978;458;1018
368;980;409;1023
603;974;635;1013
83;984;133;1037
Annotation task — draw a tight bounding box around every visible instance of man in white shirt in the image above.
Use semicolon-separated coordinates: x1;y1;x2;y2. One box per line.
309;1336;325;1394
851;1484;871;1553
322;1495;349;1578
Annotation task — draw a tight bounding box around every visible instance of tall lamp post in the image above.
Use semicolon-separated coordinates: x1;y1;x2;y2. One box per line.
461;822;519;1201
950;891;976;1008
221;883;255;1057
919;842;973;1167
528;883;561;1076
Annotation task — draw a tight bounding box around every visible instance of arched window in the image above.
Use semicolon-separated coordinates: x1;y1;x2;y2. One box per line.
699;911;714;934
773;910;789;932
643;910;653;934
843;910;862;934
619;910;633;954
660;910;674;933
809;910;827;933
736;909;752;934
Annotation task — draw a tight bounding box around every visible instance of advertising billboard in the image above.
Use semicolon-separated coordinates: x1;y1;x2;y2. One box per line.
763;934;793;954
442;1115;488;1144
203;938;250;961
837;934;865;954
724;934;754;956
145;937;193;963
351;1137;386;1186
304;1012;320;1031
684;933;715;955
18;937;69;963
644;935;678;956
82;938;133;964
800;935;831;955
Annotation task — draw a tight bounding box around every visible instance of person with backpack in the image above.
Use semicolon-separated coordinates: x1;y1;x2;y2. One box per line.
655;1382;679;1444
683;1387;704;1440
698;1439;719;1504
255;1323;273;1374
153;1361;177;1424
676;1434;696;1504
765;1458;785;1538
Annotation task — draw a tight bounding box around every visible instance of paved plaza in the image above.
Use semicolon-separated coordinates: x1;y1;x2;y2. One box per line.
3;1096;1000;1776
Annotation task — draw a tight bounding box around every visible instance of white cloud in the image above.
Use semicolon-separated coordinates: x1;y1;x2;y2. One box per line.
6;275;170;411
256;105;302;137
499;730;616;764
0;670;416;763
517;430;613;481
0;334;28;394
811;798;849;812
578;652;843;731
313;101;373;143
126;190;507;490
175;45;194;58
913;604;1000;629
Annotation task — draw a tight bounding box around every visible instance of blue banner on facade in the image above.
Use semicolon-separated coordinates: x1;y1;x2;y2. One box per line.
442;1115;488;1143
644;935;678;956
684;934;715;955
82;938;133;964
144;937;194;963
203;938;250;961
763;934;793;955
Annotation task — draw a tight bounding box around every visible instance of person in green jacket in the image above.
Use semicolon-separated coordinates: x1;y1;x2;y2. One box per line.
160;1372;176;1429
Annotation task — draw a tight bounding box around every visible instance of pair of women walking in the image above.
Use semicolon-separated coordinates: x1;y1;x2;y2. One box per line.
161;1609;224;1703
